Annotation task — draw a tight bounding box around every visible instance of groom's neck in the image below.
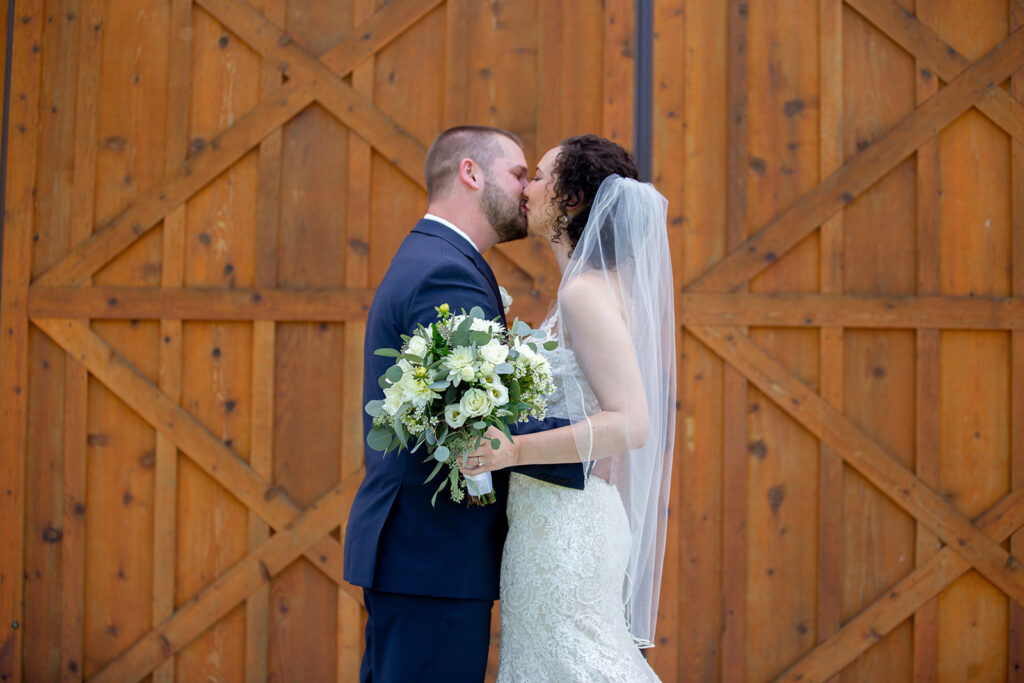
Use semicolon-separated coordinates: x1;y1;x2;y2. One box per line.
426;200;496;252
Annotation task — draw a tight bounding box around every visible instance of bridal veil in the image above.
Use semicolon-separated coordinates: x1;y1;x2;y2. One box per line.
554;174;676;648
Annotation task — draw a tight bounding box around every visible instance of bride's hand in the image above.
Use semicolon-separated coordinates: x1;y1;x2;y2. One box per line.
458;426;518;476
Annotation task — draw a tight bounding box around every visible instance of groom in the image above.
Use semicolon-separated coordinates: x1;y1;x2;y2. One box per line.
344;126;585;682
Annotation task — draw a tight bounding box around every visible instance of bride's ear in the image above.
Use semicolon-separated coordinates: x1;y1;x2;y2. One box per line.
457;158;483;190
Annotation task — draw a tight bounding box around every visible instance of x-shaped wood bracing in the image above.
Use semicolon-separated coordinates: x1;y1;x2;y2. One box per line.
681;1;1024;678
23;0;1024;678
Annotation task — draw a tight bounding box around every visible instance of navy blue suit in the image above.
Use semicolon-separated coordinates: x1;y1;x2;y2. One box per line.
344;219;585;681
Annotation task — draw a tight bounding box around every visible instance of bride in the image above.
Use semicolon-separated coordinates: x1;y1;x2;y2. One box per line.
463;135;675;681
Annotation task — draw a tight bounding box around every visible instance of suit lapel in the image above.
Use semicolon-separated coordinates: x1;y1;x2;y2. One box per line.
412;219;506;325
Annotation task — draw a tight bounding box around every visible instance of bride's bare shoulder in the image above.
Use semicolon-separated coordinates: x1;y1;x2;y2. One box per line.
560;272;623;318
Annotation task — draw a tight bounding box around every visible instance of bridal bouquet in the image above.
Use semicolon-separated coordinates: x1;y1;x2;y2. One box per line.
365;301;557;506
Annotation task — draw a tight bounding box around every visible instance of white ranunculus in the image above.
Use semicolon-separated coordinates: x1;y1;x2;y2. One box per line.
460;366;475;382
443;346;476;385
459;387;493;417
444;403;468;428
478;339;509;365
477;361;495;377
405;335;428;358
514;340;539;363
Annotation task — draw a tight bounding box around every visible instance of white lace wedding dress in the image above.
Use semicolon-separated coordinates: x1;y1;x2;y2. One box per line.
497;317;660;682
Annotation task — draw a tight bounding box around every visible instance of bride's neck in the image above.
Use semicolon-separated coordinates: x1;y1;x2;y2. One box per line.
548;233;572;273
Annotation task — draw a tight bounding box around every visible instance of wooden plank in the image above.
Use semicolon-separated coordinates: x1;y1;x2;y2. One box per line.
339;0;373;678
60;0;104;678
89;474;364;683
846;0;1024;144
602;0;633;147
816;0;843;669
777;485;1024;681
0;1;44;678
246;1;284;680
194;0;429;190
686;25;1024;294
151;3;191;682
913;0;940;677
33;79;312;288
1012;4;1024;679
441;0;468;128
689;325;1024;607
720;1;748;679
30;317;361;601
29;286;373;320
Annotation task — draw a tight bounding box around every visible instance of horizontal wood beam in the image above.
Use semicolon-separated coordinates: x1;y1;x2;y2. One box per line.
686;26;1024;293
90;474;363;683
29;288;1024;329
28;287;373;321
690;324;1024;608
679;293;1024;328
31;318;360;599
847;0;1024;143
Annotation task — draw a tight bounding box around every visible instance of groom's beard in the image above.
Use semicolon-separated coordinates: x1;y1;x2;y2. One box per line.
481;179;527;243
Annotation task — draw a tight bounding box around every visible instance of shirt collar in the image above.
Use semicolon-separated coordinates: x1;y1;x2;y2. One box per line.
423;213;479;253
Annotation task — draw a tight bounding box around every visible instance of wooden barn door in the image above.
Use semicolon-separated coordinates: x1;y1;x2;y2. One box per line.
651;0;1024;680
0;0;633;680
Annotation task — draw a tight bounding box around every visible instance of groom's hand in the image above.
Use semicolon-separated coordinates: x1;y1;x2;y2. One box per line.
459;427;518;476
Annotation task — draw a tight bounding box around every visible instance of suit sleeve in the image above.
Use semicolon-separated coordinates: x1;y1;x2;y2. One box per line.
404;256;502;332
508;416;587;490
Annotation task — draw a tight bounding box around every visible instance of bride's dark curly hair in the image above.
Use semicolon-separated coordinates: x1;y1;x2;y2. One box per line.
550;134;640;252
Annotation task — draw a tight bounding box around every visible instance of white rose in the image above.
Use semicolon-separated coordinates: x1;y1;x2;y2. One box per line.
514;340;539;363
444;403;468;428
498;286;513;314
459;387;493;417
405;335;427;358
382;385;403;416
460;366;476;382
477;361;495;377
478;339;509;365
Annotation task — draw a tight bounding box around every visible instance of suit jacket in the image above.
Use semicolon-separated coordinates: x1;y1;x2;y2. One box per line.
343;218;585;600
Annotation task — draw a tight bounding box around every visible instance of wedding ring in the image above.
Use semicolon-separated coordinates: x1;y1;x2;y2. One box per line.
477;457;483;468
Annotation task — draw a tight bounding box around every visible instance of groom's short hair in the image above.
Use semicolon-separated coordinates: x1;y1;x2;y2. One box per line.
425;126;524;201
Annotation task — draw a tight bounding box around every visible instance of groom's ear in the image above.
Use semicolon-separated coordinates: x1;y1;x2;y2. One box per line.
457;158;483;190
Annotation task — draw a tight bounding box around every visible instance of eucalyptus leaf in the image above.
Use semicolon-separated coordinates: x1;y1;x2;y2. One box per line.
367;427;393;452
472;421;488;430
433;445;450;462
378;375;391;389
542;340;558;351
385;365;405;383
431;477;447;507
457;316;474;332
468;306;486;319
494;362;513;375
512;320;532;337
428;380;450;391
364;400;385;417
509;379;521;401
425;430;436;446
402;353;424;364
424;457;445;483
374;348;401;358
394;418;407;447
491;438;501;449
469;331;491;346
452;330;470;347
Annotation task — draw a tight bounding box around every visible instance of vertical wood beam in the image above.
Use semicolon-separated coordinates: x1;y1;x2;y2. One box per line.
721;1;749;679
1010;3;1024;680
246;1;284;680
913;2;941;680
816;3;844;676
60;1;103;679
0;2;43;679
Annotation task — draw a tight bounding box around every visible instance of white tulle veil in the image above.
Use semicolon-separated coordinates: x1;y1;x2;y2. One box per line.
555;174;675;648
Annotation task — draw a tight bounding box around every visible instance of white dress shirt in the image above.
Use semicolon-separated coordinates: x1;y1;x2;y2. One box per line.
423;213;479;253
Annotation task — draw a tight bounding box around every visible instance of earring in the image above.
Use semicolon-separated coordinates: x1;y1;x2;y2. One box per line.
559;215;569;224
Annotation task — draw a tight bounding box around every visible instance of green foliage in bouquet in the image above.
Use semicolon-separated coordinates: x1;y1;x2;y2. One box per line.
364;303;557;506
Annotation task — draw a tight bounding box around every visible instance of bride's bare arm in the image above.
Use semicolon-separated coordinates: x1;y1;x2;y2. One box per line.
463;276;648;474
